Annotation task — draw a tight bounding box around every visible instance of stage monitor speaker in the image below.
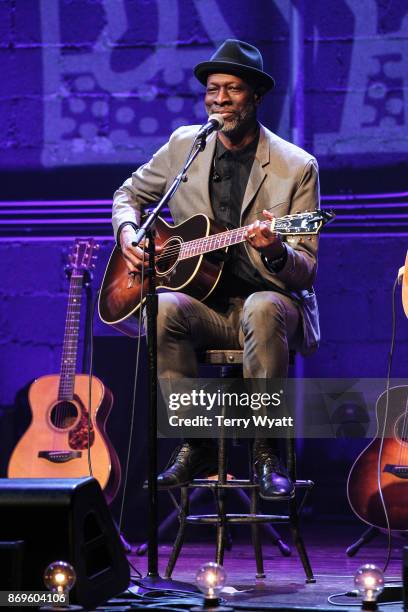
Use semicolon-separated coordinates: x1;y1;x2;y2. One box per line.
0;477;130;609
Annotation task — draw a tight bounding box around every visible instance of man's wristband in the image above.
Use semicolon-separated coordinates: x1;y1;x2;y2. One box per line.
261;243;288;273
116;221;139;248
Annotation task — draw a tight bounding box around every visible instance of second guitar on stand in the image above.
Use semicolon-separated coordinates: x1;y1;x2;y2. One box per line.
8;239;121;502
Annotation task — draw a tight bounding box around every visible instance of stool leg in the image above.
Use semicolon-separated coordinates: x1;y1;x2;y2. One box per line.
215;437;227;566
165;486;189;578
215;490;226;566
234;488;291;557
250;488;265;579
289;497;315;583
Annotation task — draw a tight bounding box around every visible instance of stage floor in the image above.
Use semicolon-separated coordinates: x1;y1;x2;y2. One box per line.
101;522;405;611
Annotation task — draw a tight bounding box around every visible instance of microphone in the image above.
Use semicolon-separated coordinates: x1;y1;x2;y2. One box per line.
196;114;224;139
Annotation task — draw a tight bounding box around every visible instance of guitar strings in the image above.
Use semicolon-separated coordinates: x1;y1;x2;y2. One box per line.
59;270;77;431
64;273;82;430
149;213;318;263
59;270;83;435
152;228;292;264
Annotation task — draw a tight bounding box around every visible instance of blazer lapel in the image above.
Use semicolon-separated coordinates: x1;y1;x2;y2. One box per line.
240;125;270;220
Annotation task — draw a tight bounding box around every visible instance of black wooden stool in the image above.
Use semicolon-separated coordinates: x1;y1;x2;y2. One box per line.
164;349;315;582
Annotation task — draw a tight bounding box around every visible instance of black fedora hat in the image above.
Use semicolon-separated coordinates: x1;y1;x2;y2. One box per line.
194;39;275;92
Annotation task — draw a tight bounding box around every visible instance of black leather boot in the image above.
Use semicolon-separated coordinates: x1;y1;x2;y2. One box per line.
157;441;218;489
253;440;294;499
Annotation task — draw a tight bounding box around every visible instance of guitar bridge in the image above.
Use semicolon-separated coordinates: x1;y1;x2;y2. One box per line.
383;464;408;478
38;450;82;463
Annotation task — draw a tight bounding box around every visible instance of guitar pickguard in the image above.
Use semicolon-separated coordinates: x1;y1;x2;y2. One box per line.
68;394;95;450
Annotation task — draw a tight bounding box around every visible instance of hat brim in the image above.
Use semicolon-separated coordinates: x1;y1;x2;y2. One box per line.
194;60;275;92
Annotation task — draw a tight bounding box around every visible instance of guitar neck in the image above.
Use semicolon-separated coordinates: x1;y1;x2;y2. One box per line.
58;272;83;401
179;221;274;260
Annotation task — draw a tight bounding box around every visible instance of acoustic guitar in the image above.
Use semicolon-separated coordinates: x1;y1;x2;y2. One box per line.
8;239;121;502
98;210;334;336
347;258;408;532
402;250;408;318
347;386;408;531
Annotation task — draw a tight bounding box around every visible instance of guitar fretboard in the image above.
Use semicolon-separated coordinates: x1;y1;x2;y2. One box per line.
179;223;272;259
58;272;83;401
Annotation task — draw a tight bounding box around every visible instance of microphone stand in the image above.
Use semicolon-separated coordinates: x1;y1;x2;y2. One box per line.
132;134;208;592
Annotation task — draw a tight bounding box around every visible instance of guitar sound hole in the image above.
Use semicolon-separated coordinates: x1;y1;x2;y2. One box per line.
394;414;408;445
156;238;181;275
50;401;78;429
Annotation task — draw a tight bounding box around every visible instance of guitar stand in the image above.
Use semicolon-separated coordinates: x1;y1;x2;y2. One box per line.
346;526;380;557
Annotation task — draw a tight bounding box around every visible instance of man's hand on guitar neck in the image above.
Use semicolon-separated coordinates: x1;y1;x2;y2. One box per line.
119;225;163;279
244;209;286;260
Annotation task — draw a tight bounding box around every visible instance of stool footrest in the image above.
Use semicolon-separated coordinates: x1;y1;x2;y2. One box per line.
187;479;257;488
294;479;314;488
186;513;290;524
185;478;314;489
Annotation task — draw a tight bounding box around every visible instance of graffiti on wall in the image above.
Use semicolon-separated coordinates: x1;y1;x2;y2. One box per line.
2;0;407;169
313;0;408;156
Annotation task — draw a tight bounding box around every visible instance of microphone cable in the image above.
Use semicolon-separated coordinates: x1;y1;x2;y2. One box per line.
86;287;101;478
118;241;146;535
327;275;400;607
377;273;399;575
85;242;146;543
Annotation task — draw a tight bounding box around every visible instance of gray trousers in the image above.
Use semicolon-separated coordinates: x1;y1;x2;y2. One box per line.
155;291;301;379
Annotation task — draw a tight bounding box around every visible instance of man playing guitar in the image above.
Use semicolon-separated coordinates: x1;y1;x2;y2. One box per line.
112;39;320;498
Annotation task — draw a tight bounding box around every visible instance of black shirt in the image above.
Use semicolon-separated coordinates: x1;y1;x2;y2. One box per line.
209;131;276;299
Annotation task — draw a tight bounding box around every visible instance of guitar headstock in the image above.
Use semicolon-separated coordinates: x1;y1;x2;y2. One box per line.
275;210;335;235
66;238;99;277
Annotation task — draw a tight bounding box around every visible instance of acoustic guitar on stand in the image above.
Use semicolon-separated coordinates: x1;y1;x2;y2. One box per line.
347;255;408;532
8;239;121;502
347;388;408;532
98;210;334;336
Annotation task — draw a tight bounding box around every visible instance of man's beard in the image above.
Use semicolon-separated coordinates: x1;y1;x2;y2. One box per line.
219;103;257;137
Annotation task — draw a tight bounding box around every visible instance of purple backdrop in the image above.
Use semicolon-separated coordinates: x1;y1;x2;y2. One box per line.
1;0;407;173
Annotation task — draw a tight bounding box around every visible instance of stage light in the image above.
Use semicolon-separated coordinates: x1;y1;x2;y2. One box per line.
44;561;76;594
42;561;79;610
354;564;384;610
190;562;233;611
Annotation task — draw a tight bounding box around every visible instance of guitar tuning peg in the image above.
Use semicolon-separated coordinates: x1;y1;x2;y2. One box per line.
91;264;96;269
95;244;100;250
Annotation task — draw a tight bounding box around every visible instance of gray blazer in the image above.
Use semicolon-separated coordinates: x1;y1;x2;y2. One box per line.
112;124;321;355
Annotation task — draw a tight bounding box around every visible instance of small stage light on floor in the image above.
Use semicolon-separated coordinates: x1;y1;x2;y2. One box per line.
41;561;80;611
190;562;233;612
354;564;384;610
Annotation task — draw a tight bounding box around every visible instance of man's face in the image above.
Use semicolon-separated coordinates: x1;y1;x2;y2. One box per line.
204;73;260;137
